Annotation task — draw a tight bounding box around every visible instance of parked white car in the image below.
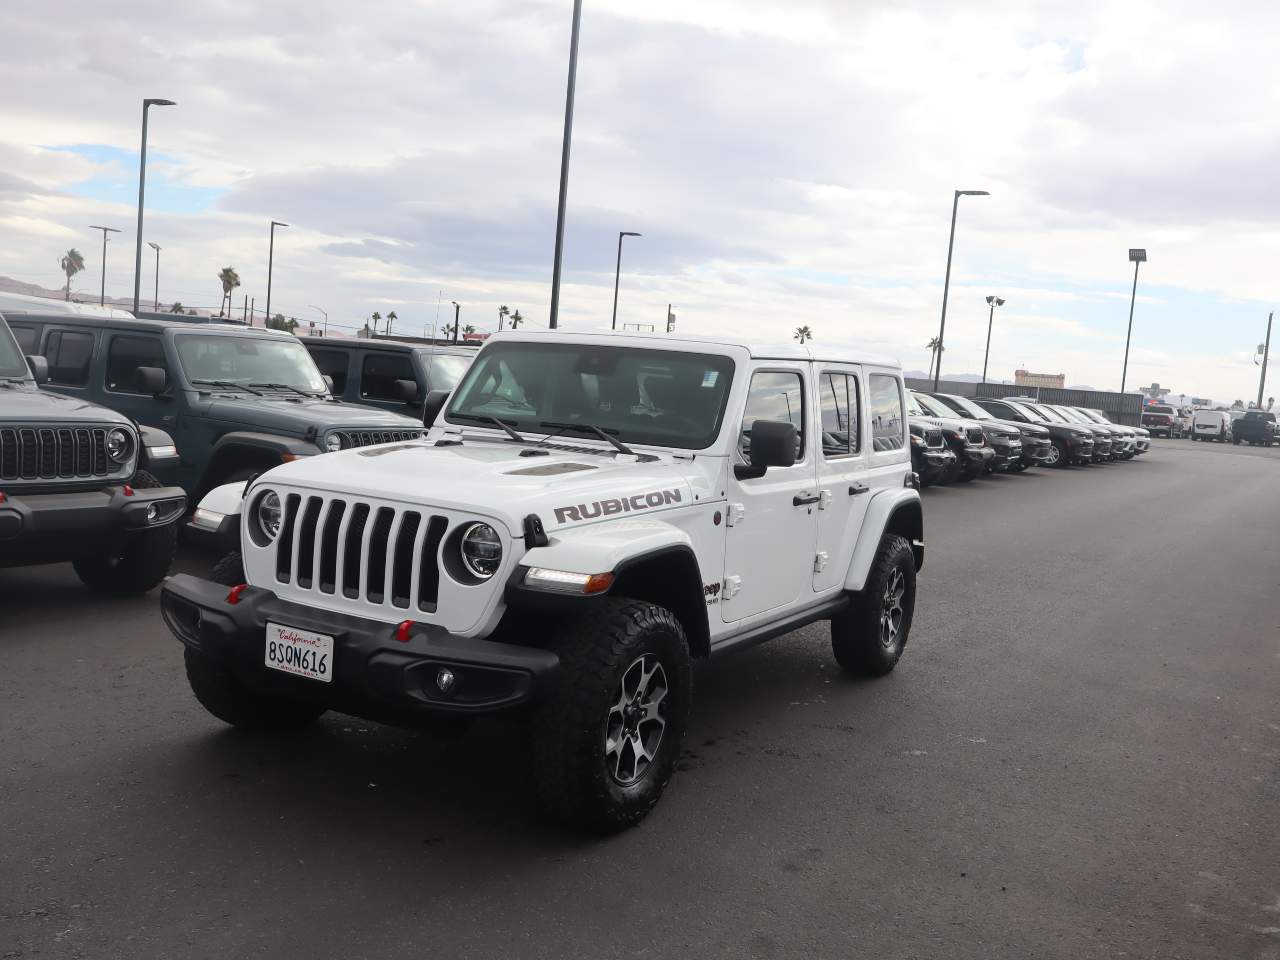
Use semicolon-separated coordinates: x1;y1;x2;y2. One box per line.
1192;409;1232;442
163;330;925;832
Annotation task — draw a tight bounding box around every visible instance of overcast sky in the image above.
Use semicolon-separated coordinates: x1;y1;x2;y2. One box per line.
2;0;1277;401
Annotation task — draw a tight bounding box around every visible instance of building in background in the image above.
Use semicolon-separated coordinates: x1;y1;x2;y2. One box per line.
1139;382;1171;402
1014;369;1066;389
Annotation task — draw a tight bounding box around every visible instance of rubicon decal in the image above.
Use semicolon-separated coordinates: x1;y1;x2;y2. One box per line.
554;488;682;524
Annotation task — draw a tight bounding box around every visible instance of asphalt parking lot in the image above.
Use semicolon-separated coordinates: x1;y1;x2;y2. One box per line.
2;438;1277;960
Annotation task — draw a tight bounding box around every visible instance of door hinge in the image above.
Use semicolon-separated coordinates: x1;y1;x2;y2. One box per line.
722;575;742;599
727;503;746;526
813;551;828;573
818;489;832;510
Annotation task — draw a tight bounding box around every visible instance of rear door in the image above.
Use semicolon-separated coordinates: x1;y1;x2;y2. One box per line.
39;325;99;400
812;366;870;593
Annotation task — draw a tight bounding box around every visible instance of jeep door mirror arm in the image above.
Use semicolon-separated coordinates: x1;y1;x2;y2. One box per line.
422;389;450;428
25;354;48;384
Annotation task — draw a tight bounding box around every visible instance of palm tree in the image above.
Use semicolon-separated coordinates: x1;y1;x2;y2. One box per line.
509;309;523;330
926;336;944;380
463;324;476;337
498;304;510;331
386;310;397;336
268;314;298;332
370;311;382;337
217;267;240;317
794;325;814;344
170;302;185;315
60;249;86;300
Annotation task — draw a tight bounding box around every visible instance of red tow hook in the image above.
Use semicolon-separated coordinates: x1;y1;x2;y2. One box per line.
225;584;249;605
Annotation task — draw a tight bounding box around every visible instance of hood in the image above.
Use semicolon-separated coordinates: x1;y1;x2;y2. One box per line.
255;438;699;537
979;421;1022;441
203;395;423;434
0;383;130;426
989;417;1049;439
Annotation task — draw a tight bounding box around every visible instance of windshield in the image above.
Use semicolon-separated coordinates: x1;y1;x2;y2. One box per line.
175;334;328;394
445;343;736;450
934;393;991;420
417;351;472;392
1049;405;1087;423
1148;404;1176;415
0;317;29;379
1079;408;1109;424
906;392;926;416
1030;404;1067;423
912;393;951;418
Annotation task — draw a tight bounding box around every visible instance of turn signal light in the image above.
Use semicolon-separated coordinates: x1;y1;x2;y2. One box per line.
225;583;248;605
584;573;615;595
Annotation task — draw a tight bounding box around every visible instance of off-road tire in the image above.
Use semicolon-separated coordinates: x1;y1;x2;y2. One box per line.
531;598;691;834
211;550;245;586
72;470;177;595
184;648;326;731
831;535;916;677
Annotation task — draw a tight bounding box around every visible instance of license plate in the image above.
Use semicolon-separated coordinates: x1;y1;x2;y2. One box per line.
265;623;334;683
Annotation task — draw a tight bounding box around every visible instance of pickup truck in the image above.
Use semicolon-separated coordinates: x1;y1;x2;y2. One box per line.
1232;411;1278;446
1141;403;1182;438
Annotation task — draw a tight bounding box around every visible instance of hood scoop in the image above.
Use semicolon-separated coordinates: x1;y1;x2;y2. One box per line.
505;461;598;477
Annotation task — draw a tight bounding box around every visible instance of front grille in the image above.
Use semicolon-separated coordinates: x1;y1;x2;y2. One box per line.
924;428;943;448
337;430;423;449
274;495;453;612
965;427;985;445
0;424;120;482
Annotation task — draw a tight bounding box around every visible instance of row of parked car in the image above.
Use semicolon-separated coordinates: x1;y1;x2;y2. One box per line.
904;389;1151;486
1140;402;1278;445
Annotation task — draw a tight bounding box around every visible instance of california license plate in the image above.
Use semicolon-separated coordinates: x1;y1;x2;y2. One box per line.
265;623;334;683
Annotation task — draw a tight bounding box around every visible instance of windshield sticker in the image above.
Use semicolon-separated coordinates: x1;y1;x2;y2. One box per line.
554;488;682;524
701;370;718;388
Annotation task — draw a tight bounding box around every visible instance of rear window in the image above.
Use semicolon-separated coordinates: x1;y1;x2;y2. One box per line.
1147;405;1176;414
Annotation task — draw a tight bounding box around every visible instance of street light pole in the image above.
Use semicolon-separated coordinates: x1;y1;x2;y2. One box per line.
548;0;584;330
451;301;461;344
1120;248;1147;393
1258;311;1273;411
88;225;121;306
933;189;989;390
132;97;176;314
308;305;328;337
981;295;1005;385
265;220;289;325
147;242;161;311
611;231;641;330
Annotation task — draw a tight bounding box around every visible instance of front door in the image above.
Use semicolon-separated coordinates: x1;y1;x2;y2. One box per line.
812;367;872;593
722;364;819;623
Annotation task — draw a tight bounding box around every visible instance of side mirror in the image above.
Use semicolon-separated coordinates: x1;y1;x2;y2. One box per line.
750;419;799;469
136;365;168;395
422;389;450;427
394;378;419;403
322;374;335;393
25;355;48;384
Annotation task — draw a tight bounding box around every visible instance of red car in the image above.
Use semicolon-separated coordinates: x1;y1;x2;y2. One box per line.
1141;403;1183;438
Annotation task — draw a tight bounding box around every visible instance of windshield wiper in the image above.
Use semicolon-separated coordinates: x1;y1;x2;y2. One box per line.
450;413;526;442
539;421;635;457
191;379;264;396
250;382;323;398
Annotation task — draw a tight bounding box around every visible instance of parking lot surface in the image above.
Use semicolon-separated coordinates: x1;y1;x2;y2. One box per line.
2;439;1277;960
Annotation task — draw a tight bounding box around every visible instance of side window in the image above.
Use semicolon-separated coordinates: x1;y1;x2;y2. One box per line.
361;352;416;400
868;374;905;452
106;335;167;393
45;330;95;386
9;324;38;354
310;349;350;394
819;372;860;457
739;369;805;460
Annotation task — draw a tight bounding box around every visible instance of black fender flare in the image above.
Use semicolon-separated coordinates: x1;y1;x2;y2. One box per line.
199;431;318;496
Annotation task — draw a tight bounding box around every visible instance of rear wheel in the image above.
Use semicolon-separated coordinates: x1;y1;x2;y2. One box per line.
832;535;916;677
72;470;177;595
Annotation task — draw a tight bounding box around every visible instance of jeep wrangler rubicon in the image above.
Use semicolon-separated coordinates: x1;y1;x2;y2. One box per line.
0;313;186;593
161;331;924;832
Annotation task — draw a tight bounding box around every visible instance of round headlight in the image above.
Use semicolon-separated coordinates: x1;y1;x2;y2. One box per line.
459;522;502;579
105;427;133;463
324;434;343;453
256;491;283;542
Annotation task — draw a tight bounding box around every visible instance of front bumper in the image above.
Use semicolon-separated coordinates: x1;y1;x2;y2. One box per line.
961;445;995;472
989;441;1023;468
1021;438;1052;463
912;446;957;483
0;484;186;566
161;574;560;719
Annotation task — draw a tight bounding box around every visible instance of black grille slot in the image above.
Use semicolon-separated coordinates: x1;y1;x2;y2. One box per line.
57;429;74;476
391;512;421;608
0;428;16;480
39;429;56;477
342;504;370;598
365;508;395;603
418;516;448;612
92;428;106;473
20;429;37;478
318;500;346;593
295;497;323;588
276;494;302;582
75;429;91;475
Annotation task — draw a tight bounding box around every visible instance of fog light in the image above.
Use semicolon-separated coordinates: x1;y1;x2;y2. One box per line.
146;504;159;522
436;668;456;695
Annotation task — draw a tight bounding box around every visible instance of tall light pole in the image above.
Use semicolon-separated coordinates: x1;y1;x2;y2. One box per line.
88;225;120;306
548;0;584;329
981;295;1005;384
451;301;461;344
933;189;989;389
132;98;176;314
610;231;641;330
265;220;288;324
308;305;328;337
147;242;162;311
1257;311;1273;411
1120;248;1147;393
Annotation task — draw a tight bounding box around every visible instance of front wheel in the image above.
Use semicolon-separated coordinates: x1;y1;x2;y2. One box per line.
1044;442;1065;468
72;471;177;595
831;535;916;677
531;598;691;833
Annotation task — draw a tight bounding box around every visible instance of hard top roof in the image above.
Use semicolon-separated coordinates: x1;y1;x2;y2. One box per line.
296;335;476;353
1;312;298;340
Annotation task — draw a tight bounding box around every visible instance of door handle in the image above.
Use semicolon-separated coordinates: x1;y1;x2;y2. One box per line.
849;483;869;495
793;493;821;506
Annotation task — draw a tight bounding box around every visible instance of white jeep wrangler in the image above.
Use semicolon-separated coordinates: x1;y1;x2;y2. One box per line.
162;330;923;832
